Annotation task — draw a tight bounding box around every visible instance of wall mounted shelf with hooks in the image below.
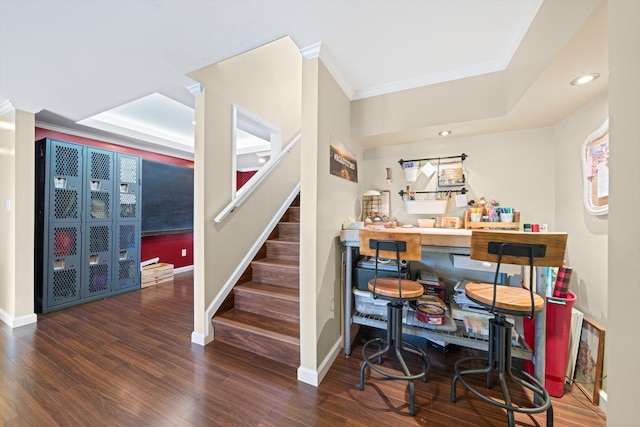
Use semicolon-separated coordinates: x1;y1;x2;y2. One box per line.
398;153;468;214
398;153;467;186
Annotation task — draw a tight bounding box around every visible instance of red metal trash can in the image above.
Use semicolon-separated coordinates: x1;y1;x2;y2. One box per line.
523;290;576;397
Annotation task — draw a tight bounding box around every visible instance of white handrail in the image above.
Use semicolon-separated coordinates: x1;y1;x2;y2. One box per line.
214;132;301;223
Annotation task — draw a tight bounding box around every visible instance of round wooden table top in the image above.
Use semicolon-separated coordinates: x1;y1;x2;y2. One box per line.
465;282;544;313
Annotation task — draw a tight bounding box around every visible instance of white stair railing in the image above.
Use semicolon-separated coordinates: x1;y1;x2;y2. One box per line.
214;133;301;223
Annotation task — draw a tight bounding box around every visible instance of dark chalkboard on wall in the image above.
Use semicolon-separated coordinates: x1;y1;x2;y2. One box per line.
141;160;194;236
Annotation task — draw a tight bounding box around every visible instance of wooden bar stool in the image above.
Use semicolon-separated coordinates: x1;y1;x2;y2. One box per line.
451;230;568;427
358;229;430;416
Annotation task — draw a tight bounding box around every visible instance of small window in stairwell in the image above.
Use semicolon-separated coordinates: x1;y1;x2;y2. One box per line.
232;104;281;195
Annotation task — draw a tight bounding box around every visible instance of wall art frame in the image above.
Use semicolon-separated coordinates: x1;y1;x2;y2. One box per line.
581;119;609;215
574;317;605;405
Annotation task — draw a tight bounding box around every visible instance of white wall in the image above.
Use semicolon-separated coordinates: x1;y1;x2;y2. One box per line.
607;0;640;423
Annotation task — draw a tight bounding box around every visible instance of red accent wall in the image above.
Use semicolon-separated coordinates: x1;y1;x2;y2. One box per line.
237;170;257;190
35;128;194;268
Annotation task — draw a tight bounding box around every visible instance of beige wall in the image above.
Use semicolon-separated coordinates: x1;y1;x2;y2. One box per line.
0;105;36;327
0;107;16;320
553;94;608;324
361;127;555;228
188;37;302;340
301;57;363;380
607;0;640;422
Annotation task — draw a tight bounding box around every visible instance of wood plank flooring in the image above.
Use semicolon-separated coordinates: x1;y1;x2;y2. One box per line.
1;271;606;426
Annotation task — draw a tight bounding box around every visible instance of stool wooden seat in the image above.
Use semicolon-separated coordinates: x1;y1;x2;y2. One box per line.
451;230;568;427
358;229;430;416
368;277;424;299
465;282;545;314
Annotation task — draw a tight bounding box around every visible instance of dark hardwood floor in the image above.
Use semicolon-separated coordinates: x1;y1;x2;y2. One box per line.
1;271;606;426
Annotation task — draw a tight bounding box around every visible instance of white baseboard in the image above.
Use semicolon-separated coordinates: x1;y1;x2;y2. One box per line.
297;335;343;387
191;330;213;346
175;265;194;274
598;390;607;413
0;309;37;328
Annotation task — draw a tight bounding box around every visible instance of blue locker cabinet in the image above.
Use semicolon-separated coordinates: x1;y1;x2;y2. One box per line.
115;222;141;292
117;153;142;222
85;147;115;222
35;138;141;313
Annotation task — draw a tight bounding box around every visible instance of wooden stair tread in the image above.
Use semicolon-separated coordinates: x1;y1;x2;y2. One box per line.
215;309;300;343
252;258;299;269
213;194;300;367
237;281;299;301
465;282;544;312
271;236;299;243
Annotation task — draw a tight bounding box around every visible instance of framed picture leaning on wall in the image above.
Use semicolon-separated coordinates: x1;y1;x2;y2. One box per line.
574;317;605;405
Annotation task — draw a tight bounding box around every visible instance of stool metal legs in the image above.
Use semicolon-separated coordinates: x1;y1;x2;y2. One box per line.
451;315;553;427
360;301;429;416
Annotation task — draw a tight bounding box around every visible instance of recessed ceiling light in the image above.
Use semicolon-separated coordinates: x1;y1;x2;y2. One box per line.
570;73;600;85
438;130;452;137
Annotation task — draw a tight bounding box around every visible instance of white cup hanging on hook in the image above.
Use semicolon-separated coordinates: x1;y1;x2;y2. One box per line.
403;161;419;182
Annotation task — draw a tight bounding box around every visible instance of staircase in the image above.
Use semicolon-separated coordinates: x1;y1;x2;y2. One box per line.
212;197;300;367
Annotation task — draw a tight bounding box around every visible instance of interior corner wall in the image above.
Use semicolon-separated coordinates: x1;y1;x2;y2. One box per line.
607;0;640;422
300;57;320;372
0;107;18;322
361;127;555;228
0;107;35;326
552;93;608;325
14;111;35;321
317;59;363;367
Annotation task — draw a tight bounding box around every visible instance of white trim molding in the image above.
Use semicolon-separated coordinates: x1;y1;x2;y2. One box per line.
300;42;321;60
174;265;194;274
297;336;343;387
0;309;38;328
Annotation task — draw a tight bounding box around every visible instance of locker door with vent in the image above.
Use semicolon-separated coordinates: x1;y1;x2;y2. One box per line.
82;223;114;299
116;153;141;222
85;147;114;222
114;222;141;292
47;140;83;223
45;224;82;311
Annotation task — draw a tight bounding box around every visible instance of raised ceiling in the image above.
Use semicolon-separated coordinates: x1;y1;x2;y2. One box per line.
0;0;606;158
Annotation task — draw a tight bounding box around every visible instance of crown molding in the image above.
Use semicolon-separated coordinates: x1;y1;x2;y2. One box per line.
0;99;42;115
0;100;14;116
187;83;204;96
300;42;321;59
352;60;505;100
35;121;194;161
